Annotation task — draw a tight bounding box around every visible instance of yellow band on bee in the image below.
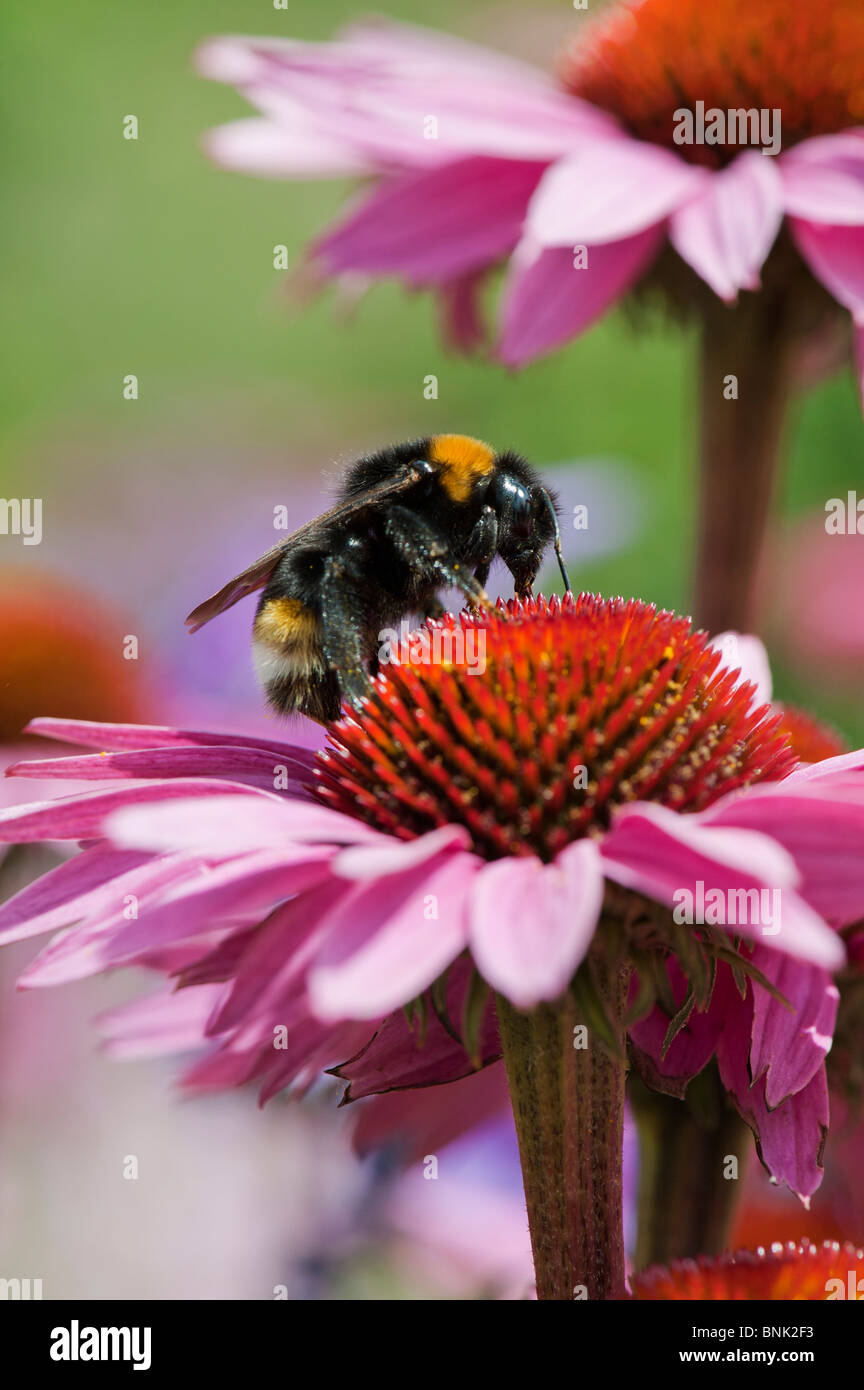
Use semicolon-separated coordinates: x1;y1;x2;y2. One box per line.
254;596;319;646
429;434;495;502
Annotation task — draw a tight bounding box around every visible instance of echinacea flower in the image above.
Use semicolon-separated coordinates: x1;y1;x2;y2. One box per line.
196;7;864;639
1;593;863;1297
197;8;864;372
630;1239;864;1300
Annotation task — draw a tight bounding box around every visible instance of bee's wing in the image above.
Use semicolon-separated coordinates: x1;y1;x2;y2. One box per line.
185;463;428;632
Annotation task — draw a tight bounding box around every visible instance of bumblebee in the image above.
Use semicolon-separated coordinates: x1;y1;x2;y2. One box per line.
186;434;571;723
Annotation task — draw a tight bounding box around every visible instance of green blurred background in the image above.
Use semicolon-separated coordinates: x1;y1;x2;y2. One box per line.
1;0;861;730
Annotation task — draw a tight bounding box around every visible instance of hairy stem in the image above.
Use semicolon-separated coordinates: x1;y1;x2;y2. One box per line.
497;966;629;1301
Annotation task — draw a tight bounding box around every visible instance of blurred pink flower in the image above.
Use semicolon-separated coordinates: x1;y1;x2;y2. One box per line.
0;597;861;1203
196;13;864;385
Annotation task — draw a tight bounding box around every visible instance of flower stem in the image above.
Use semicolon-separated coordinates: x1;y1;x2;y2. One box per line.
496;965;629;1301
694;296;794;634
630;1070;749;1268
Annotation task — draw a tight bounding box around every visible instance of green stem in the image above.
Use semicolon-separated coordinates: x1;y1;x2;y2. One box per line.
496;966;629;1301
694;296;794;634
630;1071;750;1269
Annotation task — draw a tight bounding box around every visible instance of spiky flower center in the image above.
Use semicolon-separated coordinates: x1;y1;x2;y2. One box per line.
315;595;796;862
631;1240;864;1300
561;0;864;167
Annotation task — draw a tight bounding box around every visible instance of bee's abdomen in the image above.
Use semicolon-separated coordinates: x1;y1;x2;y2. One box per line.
252;595;334;718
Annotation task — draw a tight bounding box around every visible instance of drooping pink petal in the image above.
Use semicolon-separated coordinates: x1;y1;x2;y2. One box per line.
0;845;151;944
602;803;844;970
330;957;502;1102
98;983;223;1059
350;1061;509;1162
703;779;864;925
315;157;546;283
468;839;604;1009
781;133;864;225
308;849;478;1021
629;960;740;1096
437;273;487;353
718;1005;828;1201
669;152;783;300
748;947;838;1109
498;227;663;367
206;879;349;1035
107;793;382;855
17;852;205;987
790;219;864;317
526;142;704;247
20;850;332;986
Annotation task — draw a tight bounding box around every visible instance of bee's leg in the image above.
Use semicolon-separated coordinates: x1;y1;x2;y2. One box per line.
384;506;492;609
423;599;447;621
319;559;375;710
466;505;498;589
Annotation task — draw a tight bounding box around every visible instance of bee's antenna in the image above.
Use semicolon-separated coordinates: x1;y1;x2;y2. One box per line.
539;488;571;594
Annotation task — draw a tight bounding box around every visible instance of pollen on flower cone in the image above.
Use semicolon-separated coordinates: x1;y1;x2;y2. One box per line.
631;1241;864;1299
561;0;864;166
0;568;144;741
315;594;796;862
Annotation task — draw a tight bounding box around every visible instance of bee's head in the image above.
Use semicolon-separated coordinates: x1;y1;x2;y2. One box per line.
489;461;560;596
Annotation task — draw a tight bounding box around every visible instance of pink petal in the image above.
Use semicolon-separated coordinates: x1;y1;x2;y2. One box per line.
709;631;773;704
0;845;151;944
468;839;603;1009
24;717;319;766
748;947;838;1109
790;219;864;316
203;115;370;178
753;1071;829;1202
19;851;331;987
308;849;477;1021
197;28;610;168
208;879;348;1034
669;152;783;300
498;227;663;367
0;779;260;843
331;823;470;879
8;744;313;794
351;1062;509;1163
629;960;740;1095
781;132;864;225
107;793;381;854
17;852;205;987
526;143;704;247
718;1006;828;1200
315;156;546;283
330;956;502;1101
703;780;864;924
602;804;844;970
98;984;223;1059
